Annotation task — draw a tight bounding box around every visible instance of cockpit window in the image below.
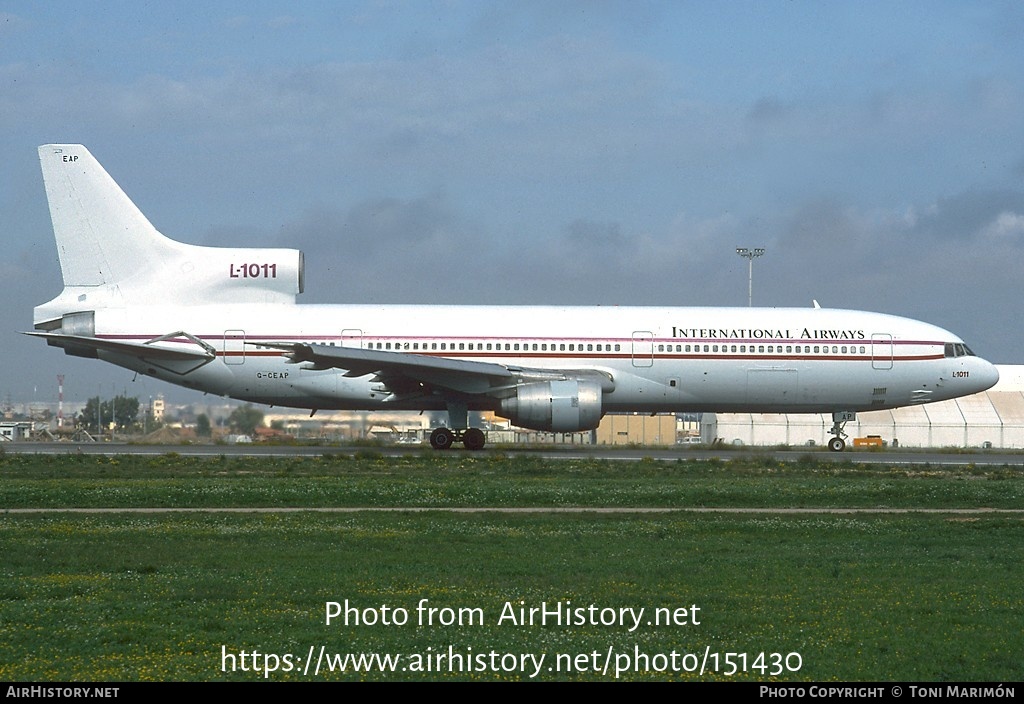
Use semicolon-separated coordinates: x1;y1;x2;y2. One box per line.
945;343;976;358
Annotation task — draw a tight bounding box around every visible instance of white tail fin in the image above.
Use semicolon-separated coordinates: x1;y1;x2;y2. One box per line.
35;145;304;326
39;145;183;287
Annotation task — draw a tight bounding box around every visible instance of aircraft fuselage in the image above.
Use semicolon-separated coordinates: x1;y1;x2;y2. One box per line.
76;302;997;414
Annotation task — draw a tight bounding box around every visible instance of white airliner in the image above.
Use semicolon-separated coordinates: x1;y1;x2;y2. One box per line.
28;144;999;451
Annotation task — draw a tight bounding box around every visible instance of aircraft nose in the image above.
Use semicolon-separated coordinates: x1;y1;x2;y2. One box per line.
972;359;1000;394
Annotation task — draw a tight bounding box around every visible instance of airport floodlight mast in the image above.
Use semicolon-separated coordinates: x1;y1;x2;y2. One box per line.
735;247;765;307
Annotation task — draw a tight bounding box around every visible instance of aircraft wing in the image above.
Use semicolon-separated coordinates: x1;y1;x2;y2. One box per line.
260;342;615;397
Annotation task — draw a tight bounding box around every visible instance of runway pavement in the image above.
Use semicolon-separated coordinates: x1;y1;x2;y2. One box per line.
4;441;1024;467
6;441;1022;515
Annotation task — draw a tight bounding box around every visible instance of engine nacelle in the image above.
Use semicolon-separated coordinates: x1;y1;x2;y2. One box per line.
497;379;603;432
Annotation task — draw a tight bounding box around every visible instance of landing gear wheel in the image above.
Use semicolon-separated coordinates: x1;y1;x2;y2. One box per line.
828;412;852;453
429;427;455;450
463;428;486;451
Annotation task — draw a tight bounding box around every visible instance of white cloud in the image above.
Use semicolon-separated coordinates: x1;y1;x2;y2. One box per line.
979;211;1024;241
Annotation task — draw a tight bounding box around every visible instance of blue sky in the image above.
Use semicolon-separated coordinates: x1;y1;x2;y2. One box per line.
2;1;1023;408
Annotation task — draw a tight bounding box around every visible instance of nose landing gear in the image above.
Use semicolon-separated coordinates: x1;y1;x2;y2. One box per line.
828;411;855;452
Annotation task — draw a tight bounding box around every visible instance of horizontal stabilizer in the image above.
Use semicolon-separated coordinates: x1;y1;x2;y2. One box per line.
23;331;216;361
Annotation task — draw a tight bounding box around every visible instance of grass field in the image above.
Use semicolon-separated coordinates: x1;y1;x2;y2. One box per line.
1;450;1021;681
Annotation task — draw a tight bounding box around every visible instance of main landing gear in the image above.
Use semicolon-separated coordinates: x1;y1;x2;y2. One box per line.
828;411;855;452
429;427;486;451
429;400;487;450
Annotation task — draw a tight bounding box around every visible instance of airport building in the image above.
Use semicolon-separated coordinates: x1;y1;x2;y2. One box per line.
596;413;676;446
